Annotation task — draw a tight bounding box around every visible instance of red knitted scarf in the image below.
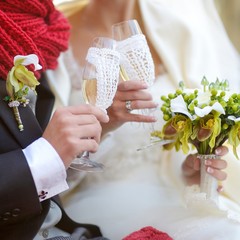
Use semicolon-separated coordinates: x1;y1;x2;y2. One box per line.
123;226;173;240
0;0;70;79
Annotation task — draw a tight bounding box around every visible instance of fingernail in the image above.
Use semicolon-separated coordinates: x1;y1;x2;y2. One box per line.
207;167;214;174
215;148;221;155
205;160;211;166
218;186;224;192
142;83;148;88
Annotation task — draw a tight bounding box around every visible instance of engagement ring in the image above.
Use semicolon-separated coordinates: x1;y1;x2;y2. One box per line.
125;100;132;112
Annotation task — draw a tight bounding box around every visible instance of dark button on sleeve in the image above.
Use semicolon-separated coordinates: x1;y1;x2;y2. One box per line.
3;212;11;221
12;208;21;217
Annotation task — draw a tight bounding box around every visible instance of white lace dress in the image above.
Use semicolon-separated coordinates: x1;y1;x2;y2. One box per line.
46;0;240;239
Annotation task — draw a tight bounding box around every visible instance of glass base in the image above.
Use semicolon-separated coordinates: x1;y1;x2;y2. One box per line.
70;155;104;172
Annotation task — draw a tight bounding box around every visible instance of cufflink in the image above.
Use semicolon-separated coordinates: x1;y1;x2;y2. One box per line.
38;190;48;200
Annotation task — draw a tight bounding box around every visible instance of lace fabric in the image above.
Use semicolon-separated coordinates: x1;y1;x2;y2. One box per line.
86;47;120;110
117;34;155;86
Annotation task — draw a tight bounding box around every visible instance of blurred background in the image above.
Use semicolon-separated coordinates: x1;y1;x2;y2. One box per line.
53;0;240;53
215;0;240;52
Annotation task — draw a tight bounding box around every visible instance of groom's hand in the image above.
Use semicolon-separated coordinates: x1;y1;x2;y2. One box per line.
42;104;109;168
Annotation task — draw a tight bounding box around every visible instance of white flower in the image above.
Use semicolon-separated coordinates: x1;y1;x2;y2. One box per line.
14;54;42;70
170;95;196;120
195;91;211;106
228;116;240;122
194;102;225;117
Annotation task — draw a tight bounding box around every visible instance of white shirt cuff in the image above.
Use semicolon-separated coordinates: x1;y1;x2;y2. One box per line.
22;137;69;201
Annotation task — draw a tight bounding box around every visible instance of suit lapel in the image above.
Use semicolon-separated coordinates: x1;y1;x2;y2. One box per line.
0;74;55;149
35;73;55;130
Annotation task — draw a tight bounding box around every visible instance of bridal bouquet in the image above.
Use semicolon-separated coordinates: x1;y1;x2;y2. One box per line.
152;77;240;157
151;77;240;201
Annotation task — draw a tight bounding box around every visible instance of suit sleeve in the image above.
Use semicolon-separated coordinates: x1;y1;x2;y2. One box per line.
0;148;42;225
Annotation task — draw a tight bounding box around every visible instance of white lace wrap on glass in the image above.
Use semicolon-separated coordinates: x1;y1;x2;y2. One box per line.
86;47;120;110
117;34;155;86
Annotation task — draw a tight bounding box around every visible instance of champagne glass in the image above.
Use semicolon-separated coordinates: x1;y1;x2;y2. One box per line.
112;19;155;122
112;19;157;148
70;37;120;172
112;19;155;86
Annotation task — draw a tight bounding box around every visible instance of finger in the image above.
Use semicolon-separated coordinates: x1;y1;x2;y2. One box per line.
182;154;200;177
206;167;227;181
204;158;228;170
78;138;99;154
190;154;201;171
61;113;101;129
106;105;157;123
117;90;153;102
79;124;102;143
70;114;99;126
67;104;109;123
214;145;229;156
128;100;158;111
66;104;95;114
117;80;148;91
59;122;102;143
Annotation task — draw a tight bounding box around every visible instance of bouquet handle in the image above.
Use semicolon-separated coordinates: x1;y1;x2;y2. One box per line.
198;154;219;204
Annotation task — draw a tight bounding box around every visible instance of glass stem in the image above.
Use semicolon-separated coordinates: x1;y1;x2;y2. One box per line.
81;151;89;159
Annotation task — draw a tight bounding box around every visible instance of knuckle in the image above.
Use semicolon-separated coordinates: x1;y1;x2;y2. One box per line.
64;137;78;154
131;92;139;99
53;108;63;119
111;103;120;112
89;114;97;122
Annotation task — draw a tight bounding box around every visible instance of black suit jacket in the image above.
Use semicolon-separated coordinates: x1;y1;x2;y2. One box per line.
0;75;102;240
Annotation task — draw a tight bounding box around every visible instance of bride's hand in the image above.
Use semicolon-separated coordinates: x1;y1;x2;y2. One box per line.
101;80;157;135
182;146;228;187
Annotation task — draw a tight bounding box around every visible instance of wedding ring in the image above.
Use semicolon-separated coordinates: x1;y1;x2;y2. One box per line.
125;100;132;112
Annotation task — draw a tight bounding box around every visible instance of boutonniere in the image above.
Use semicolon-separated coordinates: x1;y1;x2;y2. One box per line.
4;54;41;131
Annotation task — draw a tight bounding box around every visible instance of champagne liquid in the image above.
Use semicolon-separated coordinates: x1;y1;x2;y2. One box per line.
120;65;130;81
82;79;97;105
